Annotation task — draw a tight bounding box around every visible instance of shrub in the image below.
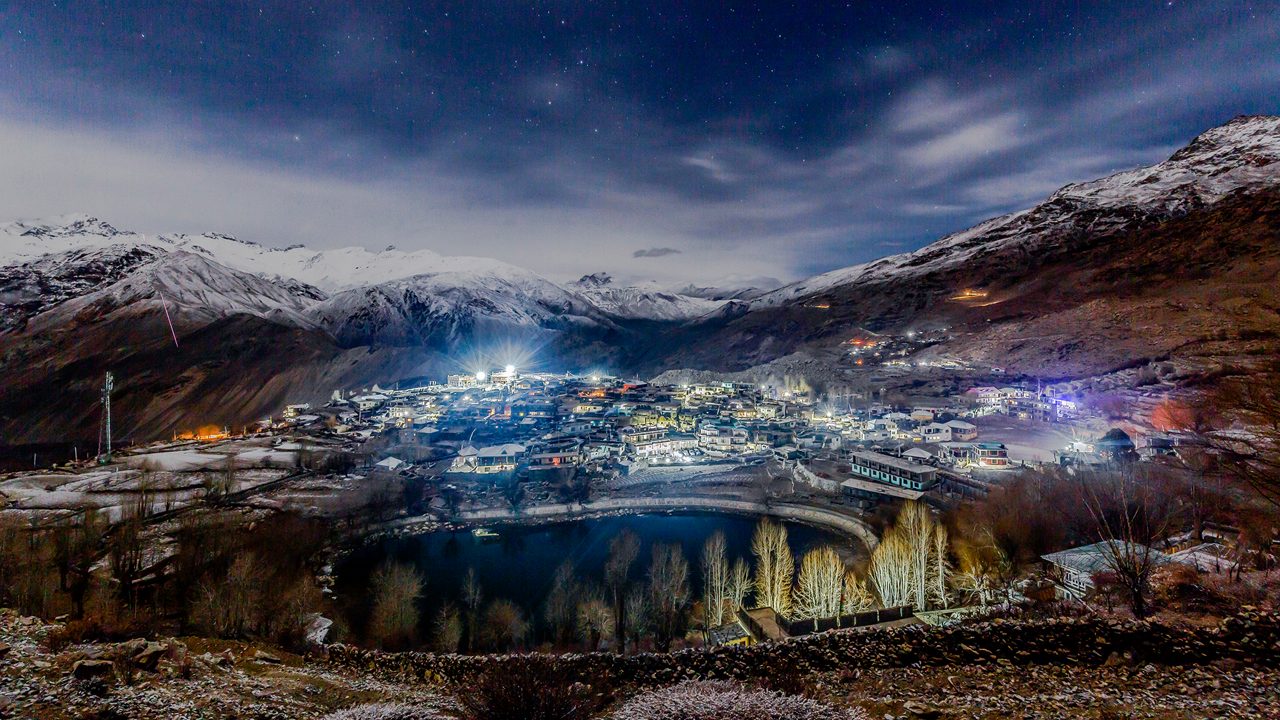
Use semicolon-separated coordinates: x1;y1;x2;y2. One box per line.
456;655;601;720
45;616;151;652
610;681;870;720
321;701;456;720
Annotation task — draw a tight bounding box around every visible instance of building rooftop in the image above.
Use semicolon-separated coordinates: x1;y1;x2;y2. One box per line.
840;476;924;500
848;450;935;475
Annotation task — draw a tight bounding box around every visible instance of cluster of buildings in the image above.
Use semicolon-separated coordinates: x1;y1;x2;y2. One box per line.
270;370;1046;509
964;385;1080;423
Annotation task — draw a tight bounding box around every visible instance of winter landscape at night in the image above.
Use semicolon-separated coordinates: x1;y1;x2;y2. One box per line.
2;2;1280;719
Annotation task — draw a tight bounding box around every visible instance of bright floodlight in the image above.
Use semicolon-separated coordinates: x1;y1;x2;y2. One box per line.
475;370;487;381
590;374;601;383
505;364;516;374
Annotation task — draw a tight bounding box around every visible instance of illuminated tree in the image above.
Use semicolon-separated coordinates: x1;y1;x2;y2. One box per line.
700;531;730;628
868;529;912;607
841;570;875;614
728;558;753;614
750;519;793;616
930;524;951;609
793;546;844;627
896;501;934;610
576;594;613;651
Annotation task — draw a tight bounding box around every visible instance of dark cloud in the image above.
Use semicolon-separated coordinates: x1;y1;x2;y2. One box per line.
633;247;682;258
0;1;1276;283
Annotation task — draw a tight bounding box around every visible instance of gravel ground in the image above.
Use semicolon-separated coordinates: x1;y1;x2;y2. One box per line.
0;611;449;720
813;661;1280;719
4;608;1276;720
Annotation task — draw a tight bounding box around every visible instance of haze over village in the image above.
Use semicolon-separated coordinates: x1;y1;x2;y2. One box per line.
2;2;1280;719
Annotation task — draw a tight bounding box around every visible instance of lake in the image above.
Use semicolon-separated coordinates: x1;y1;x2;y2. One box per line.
333;512;859;642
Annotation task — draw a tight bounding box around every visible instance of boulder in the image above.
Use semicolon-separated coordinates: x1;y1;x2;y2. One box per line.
253;650;283;665
71;658;114;680
134;641;168;671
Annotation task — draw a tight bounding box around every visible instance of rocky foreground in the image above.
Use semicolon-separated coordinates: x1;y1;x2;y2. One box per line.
3;608;1279;719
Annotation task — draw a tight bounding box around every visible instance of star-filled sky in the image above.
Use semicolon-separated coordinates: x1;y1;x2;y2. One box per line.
0;1;1276;285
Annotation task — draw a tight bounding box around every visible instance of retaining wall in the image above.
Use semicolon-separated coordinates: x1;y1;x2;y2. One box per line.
325;609;1280;688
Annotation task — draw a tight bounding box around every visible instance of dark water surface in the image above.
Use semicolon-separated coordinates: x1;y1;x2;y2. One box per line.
334;512;854;637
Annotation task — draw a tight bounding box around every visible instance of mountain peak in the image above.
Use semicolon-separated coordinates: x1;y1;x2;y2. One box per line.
574;272;614;288
1167;114;1280;163
13;213;123;239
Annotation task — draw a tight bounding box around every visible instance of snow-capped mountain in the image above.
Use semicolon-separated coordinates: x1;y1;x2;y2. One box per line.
571;273;727;321
674;276;783;302
0;243;161;332
311;268;613;347
0;215;731;331
756;115;1280;306
0;214;559;295
19;250;325;336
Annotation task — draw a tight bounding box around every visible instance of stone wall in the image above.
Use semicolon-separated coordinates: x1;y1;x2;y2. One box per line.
325;609;1279;688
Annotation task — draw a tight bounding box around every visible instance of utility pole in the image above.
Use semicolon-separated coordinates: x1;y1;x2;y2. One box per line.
100;371;114;463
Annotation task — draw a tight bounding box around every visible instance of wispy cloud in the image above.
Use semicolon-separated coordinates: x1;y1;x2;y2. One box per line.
633;247;682;258
0;0;1274;284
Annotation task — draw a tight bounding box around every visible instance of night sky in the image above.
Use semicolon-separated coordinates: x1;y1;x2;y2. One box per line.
1;2;1276;284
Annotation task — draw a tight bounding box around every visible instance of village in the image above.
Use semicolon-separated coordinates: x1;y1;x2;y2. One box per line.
263;365;1171;513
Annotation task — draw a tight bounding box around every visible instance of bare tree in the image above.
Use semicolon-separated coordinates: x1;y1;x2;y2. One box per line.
930;524;951;609
868;527;912;607
1209;368;1280;508
897;501;934;611
623;585;650;651
841;570;875;614
1075;468;1181;617
544;560;581;647
461;567;483;652
480;598;528;652
51;507;105;619
109;491;151;609
576;593;613;651
700;531;730;629
728;558;753;613
750;519;793;616
368;561;424;649
432;602;463;653
604;530;640;652
952;528;1012;607
647;543;690;652
195;552;266;638
793;546;844;627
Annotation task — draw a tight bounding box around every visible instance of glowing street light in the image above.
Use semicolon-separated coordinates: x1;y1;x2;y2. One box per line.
475;370;487;382
505;364;516;375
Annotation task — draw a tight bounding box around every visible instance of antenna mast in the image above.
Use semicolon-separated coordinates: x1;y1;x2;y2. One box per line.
100;372;114;463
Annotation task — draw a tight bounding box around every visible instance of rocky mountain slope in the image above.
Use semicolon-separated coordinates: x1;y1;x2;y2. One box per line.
647;115;1280;379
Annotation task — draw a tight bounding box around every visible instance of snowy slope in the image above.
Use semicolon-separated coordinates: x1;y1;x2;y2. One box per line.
571;273;726;321
310;268;614;347
0;216;742;328
21;250;324;334
0;213;589;295
0;244;162;332
756;115;1280;306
